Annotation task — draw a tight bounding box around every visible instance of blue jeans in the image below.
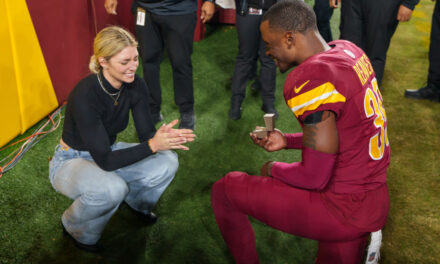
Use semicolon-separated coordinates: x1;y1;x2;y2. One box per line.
49;142;178;245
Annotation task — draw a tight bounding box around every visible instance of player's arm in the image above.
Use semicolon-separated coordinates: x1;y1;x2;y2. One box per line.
264;110;338;190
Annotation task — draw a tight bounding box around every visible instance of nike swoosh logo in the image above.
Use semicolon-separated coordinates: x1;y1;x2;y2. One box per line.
294;80;310;93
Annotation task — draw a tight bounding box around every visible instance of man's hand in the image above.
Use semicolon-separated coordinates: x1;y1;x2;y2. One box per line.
250;129;287;152
397;5;413;22
201;1;215;23
260;161;275;176
329;0;340;8
149;120;196;152
104;0;118;15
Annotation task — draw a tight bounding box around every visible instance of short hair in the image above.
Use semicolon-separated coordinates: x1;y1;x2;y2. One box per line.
262;0;317;34
89;26;138;73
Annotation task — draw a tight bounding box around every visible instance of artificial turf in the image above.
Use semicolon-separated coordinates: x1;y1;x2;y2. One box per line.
0;1;439;263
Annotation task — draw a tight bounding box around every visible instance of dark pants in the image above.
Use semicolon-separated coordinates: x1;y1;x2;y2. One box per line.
135;11;197;114
314;0;334;42
231;12;276;107
428;0;440;89
340;0;401;85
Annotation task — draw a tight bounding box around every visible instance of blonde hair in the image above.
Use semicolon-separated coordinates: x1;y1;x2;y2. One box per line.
89;26;138;73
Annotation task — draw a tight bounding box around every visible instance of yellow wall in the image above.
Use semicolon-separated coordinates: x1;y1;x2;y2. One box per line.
0;0;58;147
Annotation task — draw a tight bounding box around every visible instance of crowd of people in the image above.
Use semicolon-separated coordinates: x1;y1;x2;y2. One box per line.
48;0;438;263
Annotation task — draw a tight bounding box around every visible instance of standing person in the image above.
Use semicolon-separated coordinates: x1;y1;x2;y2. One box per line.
331;0;419;86
49;26;195;252
228;0;278;120
211;1;390;263
105;0;216;130
405;0;440;102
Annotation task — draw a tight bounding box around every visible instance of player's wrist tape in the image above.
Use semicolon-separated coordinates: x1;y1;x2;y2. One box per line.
284;133;303;149
271;147;336;190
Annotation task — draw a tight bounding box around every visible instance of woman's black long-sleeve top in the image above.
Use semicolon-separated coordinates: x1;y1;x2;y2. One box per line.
61;72;156;171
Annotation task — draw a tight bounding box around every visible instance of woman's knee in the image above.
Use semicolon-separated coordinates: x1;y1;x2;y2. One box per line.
82;174;128;207
156;150;179;176
105;176;129;204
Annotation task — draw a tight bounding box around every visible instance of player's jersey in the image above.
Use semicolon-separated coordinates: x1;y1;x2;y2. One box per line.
284;40;390;194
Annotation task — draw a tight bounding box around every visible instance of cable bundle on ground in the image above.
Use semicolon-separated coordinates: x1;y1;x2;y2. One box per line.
0;104;65;178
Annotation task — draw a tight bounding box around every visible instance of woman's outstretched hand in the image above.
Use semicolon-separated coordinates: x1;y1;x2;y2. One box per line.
149;120;196;152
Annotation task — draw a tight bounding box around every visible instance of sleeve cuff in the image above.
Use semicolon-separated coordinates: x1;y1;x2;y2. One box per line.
284;133;303;149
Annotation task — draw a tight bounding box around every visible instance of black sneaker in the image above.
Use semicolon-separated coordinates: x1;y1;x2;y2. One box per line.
179;111;195;130
404;83;440;102
262;104;279;119
151;112;164;125
229;101;242;120
62;223;102;253
122;202;158;225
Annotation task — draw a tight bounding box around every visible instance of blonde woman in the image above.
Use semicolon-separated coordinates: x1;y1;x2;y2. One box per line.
49;26;195;252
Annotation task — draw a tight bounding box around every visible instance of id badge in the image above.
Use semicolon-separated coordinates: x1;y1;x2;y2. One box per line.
136;8;146;26
248;7;262;15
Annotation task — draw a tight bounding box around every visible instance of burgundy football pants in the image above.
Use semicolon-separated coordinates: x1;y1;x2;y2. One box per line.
211;171;368;264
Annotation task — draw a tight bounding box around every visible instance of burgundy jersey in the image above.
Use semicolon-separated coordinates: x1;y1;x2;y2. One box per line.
283;40;390;230
284;40;390;194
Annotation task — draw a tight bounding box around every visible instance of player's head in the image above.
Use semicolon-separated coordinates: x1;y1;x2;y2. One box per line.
260;0;318;73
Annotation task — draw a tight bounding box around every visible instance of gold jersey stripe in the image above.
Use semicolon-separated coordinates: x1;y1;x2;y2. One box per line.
287;82;346;117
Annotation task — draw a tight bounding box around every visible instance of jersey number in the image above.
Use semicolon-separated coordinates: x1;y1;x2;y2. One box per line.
363;78;389;160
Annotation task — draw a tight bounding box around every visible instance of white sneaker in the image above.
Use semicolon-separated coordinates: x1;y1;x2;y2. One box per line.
365;230;382;264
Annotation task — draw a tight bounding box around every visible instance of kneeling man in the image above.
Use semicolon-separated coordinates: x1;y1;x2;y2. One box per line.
211;0;390;263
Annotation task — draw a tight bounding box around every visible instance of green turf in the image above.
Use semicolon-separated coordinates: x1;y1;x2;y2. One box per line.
0;1;439;263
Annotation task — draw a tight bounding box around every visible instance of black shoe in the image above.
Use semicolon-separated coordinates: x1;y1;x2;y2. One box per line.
151;112;164;125
262;105;279;119
62;223;102;253
404;83;440;102
179;111;195;130
123;202;158;225
229;101;242;120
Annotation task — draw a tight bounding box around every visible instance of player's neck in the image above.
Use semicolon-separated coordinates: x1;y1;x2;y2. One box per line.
297;30;330;63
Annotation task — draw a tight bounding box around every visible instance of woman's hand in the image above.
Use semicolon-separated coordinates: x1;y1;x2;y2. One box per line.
149;120;196;152
250;128;287;152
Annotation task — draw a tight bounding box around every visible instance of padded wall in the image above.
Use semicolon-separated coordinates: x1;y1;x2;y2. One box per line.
0;0;58;147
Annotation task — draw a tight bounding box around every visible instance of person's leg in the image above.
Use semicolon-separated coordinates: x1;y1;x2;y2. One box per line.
316;236;368;264
135;11;164;120
362;0;400;86
51;154;128;245
339;0;364;48
257;24;277;116
229;13;263;120
405;0;440;101
162;13;197;114
211;172;368;264
314;0;334;42
113;143;178;214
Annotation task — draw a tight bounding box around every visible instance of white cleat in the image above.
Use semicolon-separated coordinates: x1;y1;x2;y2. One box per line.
365;230;382;264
